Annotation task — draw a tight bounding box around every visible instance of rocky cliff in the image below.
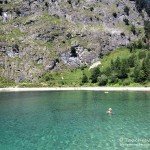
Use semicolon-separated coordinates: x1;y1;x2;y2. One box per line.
0;0;149;82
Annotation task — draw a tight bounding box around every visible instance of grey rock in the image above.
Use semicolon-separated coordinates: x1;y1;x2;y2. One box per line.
0;0;149;82
0;60;4;67
36;57;43;64
45;60;56;70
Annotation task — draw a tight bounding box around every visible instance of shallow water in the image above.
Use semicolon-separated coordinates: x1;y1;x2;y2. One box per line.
0;91;150;150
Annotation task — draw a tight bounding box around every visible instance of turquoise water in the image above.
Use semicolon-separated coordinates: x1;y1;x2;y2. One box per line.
0;91;150;150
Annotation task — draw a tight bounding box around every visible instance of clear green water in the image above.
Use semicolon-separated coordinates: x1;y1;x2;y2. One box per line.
0;91;150;150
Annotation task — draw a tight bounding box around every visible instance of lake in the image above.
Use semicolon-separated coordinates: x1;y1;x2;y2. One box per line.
0;91;150;150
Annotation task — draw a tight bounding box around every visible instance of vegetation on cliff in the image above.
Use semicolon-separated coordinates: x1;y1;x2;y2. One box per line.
0;45;149;87
49;46;149;87
134;0;150;16
0;0;150;87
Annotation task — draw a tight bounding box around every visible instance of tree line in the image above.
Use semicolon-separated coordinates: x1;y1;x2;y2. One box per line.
82;49;150;86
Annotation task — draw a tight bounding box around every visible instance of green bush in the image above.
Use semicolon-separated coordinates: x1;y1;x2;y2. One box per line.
141;57;150;81
135;0;149;16
131;25;136;35
80;65;87;70
90;67;101;83
0;77;15;87
113;57;121;71
117;59;129;79
41;73;54;82
82;74;88;83
133;65;145;82
122;79;131;86
128;54;137;67
144;21;150;39
98;75;108;86
103;67;112;76
109;73;118;84
138;51;146;59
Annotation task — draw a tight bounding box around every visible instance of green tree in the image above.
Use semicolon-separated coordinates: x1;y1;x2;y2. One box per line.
82;73;88;83
136;39;144;49
128;54;137;67
144;21;150;39
138;51;146;59
131;25;136;35
128;42;137;52
133;65;145;82
113;57;121;71
147;52;150;60
98;75;108;86
135;0;146;12
118;59;128;79
127;44;133;52
141;56;150;81
43;73;54;82
103;67;112;76
90;67;101;83
134;0;150;16
109;73;118;84
110;59;114;70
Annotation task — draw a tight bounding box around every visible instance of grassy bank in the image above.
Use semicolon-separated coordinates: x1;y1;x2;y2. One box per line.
0;47;150;88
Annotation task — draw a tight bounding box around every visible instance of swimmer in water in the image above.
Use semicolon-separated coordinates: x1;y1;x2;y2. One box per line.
106;108;112;115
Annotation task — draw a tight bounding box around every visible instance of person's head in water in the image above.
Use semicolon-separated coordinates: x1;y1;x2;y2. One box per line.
107;108;112;114
108;108;112;111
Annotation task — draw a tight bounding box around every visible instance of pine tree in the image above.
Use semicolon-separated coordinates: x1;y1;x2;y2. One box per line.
90;67;101;83
141;56;150;81
104;67;112;76
118;59;128;79
82;74;88;83
114;57;121;71
109;73;118;83
98;75;108;86
138;51;146;59
110;59;114;70
128;54;136;67
133;65;145;82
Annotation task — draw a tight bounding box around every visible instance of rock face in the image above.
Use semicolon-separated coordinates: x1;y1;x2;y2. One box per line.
0;0;149;82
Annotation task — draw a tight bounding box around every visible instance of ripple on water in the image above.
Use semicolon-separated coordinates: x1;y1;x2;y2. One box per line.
0;91;149;150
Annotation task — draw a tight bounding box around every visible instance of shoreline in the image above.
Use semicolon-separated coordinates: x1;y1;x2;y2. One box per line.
0;87;150;92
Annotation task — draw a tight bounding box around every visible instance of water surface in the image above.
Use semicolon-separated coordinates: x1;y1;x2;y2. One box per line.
0;91;150;150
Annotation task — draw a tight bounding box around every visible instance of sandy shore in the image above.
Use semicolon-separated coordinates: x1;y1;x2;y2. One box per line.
0;87;150;92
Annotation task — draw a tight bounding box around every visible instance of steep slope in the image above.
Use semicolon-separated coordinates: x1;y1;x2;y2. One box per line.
0;0;149;82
